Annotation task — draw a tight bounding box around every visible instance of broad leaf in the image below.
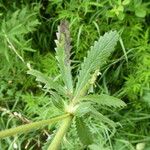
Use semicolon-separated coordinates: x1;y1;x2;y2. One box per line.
75;31;119;96
80;94;126;108
55;20;73;94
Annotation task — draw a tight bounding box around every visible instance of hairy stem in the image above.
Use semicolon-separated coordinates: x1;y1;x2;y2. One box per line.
48;114;73;150
0;114;69;138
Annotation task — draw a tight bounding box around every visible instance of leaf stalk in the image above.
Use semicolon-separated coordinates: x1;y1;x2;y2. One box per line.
0;114;69;138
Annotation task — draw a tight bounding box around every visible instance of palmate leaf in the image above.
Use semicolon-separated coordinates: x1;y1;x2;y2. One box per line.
55;20;73;94
27;69;65;95
80;94;126;108
75;31;119;96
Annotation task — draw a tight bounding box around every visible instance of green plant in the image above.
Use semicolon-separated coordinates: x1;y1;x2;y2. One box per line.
122;28;150;101
106;0;149;20
0;5;40;62
0;20;126;149
0;4;40;109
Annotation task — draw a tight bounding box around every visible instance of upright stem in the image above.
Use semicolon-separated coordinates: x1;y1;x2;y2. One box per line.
48;114;73;150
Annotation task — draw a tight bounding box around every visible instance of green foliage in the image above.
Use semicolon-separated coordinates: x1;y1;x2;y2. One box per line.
27;69;65;95
0;0;150;149
0;20;125;149
75;117;93;145
0;5;40;61
80;94;126;108
22;94;62;120
106;0;149;20
55;20;73;94
122;28;150;101
75;31;119;97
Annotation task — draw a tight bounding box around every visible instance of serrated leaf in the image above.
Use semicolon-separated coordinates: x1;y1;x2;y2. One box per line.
75;117;93;146
75;31;119;96
55;20;73;94
50;91;64;110
80;94;126;108
27;69;65;95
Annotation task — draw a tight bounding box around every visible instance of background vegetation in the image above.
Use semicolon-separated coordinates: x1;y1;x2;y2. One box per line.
0;0;150;149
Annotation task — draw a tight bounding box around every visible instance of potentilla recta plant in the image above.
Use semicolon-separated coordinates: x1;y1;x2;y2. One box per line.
0;20;126;149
